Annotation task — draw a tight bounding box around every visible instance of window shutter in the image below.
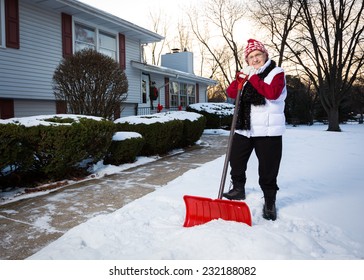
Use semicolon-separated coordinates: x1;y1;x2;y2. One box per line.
118;33;126;69
5;0;19;49
196;83;199;103
165;77;170;108
0;99;14;119
56;100;67;114
62;13;72;58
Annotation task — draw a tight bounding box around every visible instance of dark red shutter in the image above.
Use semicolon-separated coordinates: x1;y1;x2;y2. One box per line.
195;83;199;103
62;13;73;58
0;99;15;119
118;33;126;69
5;0;19;49
165;77;170;109
56;100;67;114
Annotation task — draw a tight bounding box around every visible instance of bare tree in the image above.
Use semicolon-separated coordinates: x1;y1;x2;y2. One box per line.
166;19;193;53
144;9;169;65
53;49;128;120
252;0;364;131
294;0;364;131
249;0;303;66
187;0;246;85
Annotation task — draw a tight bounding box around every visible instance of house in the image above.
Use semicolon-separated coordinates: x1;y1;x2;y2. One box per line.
0;0;216;119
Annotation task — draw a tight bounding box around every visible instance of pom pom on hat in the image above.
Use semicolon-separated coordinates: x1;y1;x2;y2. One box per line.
244;39;268;61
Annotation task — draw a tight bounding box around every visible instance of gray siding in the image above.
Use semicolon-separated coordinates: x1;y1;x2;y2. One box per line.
124;40;142;104
0;1;62;100
199;85;208;103
14;99;56;117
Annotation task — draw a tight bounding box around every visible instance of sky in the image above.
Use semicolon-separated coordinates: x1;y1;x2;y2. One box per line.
78;0;256;77
1;109;364;278
78;0;198;30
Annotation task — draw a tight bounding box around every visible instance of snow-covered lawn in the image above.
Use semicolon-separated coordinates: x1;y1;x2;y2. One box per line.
26;124;363;260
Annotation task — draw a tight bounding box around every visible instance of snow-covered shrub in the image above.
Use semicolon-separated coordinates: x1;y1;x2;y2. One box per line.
103;132;145;165
0;115;115;187
187;102;234;129
115;116;184;156
114;111;205;155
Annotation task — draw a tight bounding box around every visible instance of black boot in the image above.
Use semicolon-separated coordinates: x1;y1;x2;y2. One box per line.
262;190;277;221
223;180;246;200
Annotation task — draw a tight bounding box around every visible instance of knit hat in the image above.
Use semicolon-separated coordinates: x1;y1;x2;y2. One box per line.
244;39;268;61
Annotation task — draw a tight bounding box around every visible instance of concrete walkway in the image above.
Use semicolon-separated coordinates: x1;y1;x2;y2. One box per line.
0;134;228;260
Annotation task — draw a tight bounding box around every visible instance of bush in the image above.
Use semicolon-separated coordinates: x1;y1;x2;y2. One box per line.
103;132;145;165
161;111;206;147
53;49;128;120
114;111;205;155
0;111;206;188
115;116;184;155
187;102;233;129
0;115;115;187
0;123;33;176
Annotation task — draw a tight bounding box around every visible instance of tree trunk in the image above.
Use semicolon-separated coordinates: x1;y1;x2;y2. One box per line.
327;108;341;131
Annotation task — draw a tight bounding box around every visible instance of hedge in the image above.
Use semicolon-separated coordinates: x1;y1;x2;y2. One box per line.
187;102;234;129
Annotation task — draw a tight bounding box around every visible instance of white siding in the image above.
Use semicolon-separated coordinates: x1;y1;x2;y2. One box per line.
124;39;142;104
0;1;62;100
199;85;208;103
121;103;137;117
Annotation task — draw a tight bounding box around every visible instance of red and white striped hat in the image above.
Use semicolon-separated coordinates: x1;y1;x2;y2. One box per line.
244;39;268;61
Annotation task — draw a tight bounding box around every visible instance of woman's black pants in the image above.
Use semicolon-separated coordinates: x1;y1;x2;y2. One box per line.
229;133;282;193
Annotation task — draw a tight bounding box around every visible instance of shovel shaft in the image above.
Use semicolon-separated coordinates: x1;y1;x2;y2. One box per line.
217;75;247;199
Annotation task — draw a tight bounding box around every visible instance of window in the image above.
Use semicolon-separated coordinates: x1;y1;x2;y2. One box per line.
74;22;117;60
75;23;96;51
141;74;149;103
187;84;196;104
169;81;196;108
170;81;179;107
0;0;5;47
99;32;116;60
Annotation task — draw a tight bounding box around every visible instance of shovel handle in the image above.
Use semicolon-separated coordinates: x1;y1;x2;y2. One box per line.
217;75;248;199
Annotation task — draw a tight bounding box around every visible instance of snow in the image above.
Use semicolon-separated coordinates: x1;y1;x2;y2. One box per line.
188;102;234;116
0;114;104;127
25;123;364;261
114;110;203;124
112;131;142;141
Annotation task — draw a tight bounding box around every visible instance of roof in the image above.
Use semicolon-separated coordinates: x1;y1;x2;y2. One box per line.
25;0;164;44
131;61;217;86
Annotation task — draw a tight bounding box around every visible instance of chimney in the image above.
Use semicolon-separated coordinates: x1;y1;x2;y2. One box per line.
161;50;194;74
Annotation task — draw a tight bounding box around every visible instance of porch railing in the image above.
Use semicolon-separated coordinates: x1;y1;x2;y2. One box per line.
135;105;183;116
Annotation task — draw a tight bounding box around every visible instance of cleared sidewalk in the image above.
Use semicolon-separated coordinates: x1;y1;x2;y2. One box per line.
0;134;228;260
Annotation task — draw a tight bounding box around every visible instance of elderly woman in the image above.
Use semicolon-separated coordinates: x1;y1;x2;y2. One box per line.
223;39;287;221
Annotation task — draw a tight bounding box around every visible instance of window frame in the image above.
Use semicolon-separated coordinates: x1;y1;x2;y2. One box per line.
0;0;5;48
73;20;118;61
169;81;196;108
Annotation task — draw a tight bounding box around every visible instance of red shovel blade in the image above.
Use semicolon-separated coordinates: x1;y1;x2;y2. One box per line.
183;195;252;227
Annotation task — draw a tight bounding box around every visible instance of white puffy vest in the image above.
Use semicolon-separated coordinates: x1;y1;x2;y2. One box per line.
236;61;287;138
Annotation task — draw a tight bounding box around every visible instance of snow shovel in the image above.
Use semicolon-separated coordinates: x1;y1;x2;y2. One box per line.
183;74;252;227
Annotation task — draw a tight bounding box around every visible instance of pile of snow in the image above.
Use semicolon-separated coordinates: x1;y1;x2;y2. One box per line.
188;102;234;116
28;124;364;260
0;114;104;127
112;131;142;141
115;111;203;125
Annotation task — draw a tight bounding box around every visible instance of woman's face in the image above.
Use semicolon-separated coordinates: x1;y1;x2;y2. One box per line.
247;50;267;69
